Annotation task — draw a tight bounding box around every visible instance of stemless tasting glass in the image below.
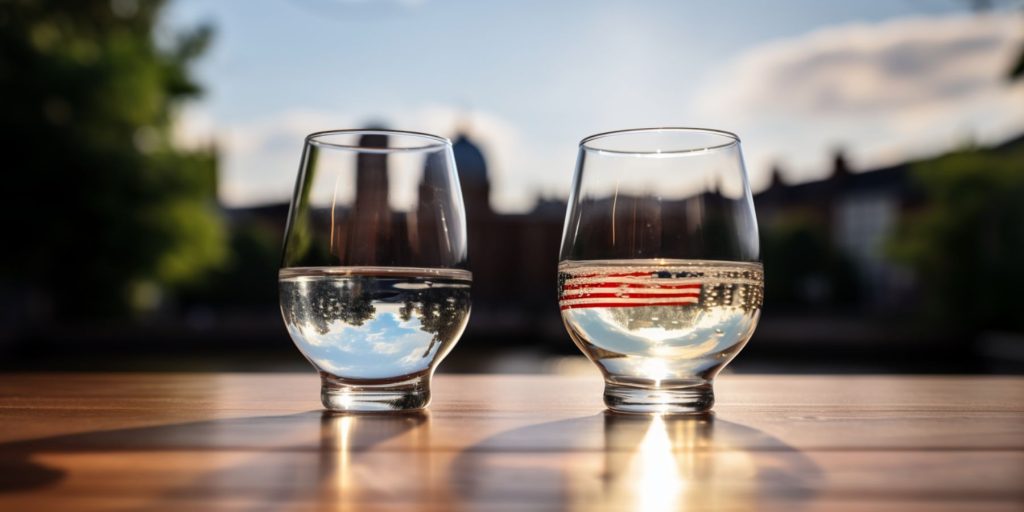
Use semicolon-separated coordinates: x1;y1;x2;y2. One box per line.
558;128;762;414
280;129;471;412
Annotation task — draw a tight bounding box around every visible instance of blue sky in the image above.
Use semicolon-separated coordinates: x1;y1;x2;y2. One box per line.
290;303;440;379
166;0;1024;212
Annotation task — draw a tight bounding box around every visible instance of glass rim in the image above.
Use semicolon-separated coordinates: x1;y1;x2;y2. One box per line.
306;129;451;153
580;127;740;155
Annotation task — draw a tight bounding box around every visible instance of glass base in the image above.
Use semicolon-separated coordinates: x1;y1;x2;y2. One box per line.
603;380;714;414
320;373;431;412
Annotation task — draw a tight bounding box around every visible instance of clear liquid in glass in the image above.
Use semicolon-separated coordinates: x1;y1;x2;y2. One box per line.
279;267;471;383
558;259;763;388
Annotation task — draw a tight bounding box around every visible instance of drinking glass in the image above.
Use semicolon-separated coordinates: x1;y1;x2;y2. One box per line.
558;128;762;414
280;129;470;412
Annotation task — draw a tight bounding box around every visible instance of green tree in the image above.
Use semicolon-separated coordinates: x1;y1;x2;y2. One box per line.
0;0;226;316
399;284;471;358
889;142;1024;334
761;214;862;308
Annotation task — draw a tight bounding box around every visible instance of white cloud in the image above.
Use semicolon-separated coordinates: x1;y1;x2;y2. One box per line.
694;12;1024;189
388;105;531;211
175;104;532;210
177;12;1024;210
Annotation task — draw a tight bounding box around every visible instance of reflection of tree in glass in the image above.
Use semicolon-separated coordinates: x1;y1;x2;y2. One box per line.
399;286;472;358
609;305;701;331
281;277;376;334
587;278;762;330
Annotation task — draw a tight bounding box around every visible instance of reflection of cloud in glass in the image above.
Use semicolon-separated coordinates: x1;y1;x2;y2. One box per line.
370;341;401;355
282;273;470;380
563;275;761;381
570;306;753;356
573;309;649;353
303;311;433;378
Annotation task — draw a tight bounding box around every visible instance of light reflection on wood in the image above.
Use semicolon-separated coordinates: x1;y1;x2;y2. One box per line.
0;374;1020;511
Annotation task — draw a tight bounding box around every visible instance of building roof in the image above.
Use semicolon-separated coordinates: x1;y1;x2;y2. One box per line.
452;133;488;185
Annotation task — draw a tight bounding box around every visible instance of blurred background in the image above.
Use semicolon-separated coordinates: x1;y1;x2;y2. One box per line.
1;0;1022;374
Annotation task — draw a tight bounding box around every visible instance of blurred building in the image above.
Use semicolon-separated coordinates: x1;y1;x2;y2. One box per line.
756;152;924;310
428;134;936;350
6;129;1021;371
450;133;566;347
444;132;1024;359
219;133;1018;351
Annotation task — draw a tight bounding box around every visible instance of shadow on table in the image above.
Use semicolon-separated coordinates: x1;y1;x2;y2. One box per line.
0;410;427;505
0;409;822;509
452;412;823;510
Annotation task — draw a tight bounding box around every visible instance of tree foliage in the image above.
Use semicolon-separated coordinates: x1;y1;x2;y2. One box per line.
889;142;1024;333
760;214;862;309
0;0;226;316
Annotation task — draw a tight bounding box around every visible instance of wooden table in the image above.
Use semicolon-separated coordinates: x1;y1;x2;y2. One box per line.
0;374;1021;511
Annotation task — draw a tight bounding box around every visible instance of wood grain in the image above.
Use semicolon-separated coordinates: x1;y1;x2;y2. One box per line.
0;373;1021;511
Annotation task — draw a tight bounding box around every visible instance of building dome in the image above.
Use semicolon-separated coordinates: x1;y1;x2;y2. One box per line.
452;133;488;185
